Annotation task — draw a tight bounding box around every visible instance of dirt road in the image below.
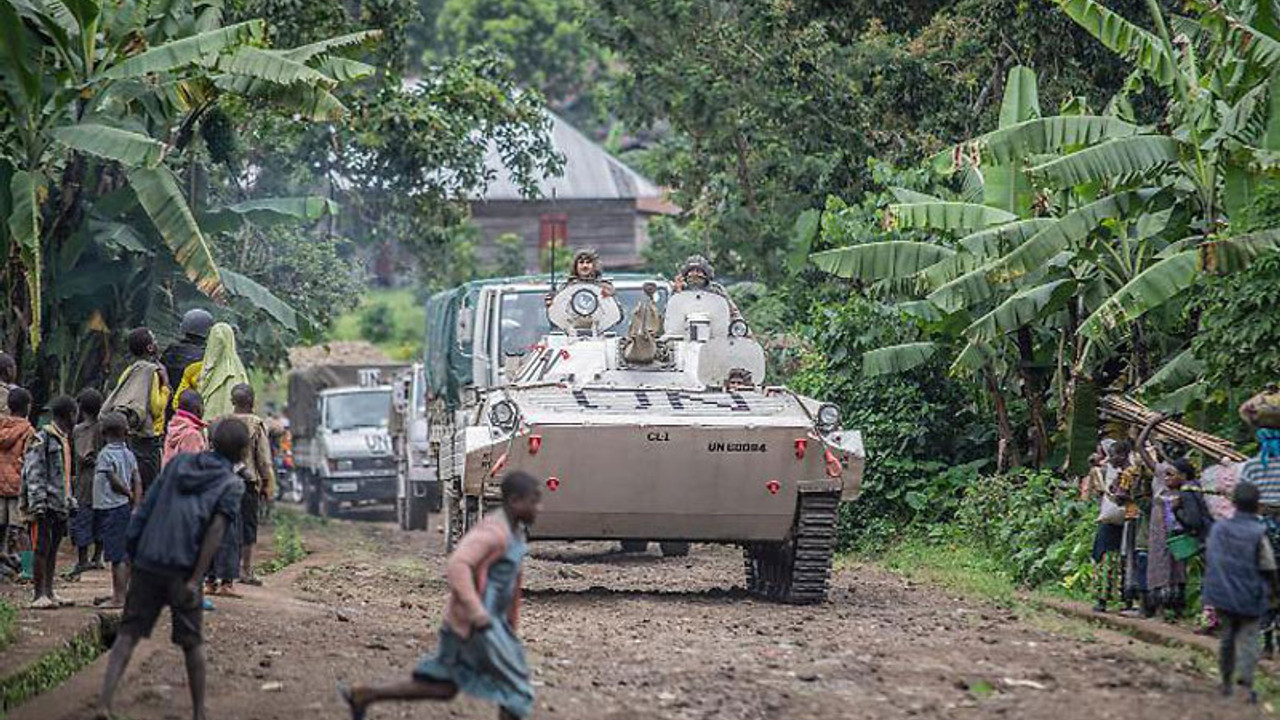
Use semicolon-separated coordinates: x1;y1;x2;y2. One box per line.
17;511;1269;720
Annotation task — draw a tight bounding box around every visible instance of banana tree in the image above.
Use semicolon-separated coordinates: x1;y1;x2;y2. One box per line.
0;0;377;357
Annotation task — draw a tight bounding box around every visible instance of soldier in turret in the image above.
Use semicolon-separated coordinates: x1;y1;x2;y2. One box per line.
674;255;741;320
546;248;614;308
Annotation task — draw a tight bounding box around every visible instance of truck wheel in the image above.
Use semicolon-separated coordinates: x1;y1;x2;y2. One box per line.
660;541;690;558
743;492;838;604
619;540;648;553
405;484;430;531
444;482;466;552
320;491;341;519
303;473;320;516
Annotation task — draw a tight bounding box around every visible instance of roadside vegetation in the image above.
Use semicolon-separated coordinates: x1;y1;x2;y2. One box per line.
0;599;16;652
258;508;315;575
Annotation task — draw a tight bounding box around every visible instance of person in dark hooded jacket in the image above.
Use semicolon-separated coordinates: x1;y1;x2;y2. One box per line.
96;417;247;720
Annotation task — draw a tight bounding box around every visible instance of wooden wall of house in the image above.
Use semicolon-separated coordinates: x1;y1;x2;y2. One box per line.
468;198;648;272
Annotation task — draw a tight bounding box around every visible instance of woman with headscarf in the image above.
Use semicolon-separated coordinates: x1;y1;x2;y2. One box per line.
172;323;249;421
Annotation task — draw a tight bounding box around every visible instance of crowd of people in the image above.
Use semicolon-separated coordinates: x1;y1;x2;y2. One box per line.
0;310;280;719
1083;390;1280;703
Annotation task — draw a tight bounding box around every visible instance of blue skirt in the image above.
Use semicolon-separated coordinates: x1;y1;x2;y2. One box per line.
414;625;534;718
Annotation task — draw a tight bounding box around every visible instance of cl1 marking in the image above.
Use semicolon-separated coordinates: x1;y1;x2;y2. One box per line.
707;442;768;453
646;431;670;442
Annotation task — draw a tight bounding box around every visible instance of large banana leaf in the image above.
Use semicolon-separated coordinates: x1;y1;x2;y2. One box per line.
1055;0;1177;85
1078;250;1198;338
987;189;1155;282
964;279;1077;342
985;66;1040;215
1197;229;1280;274
888;187;942;204
811;241;956;281
975;116;1142;165
201;195;339;233
919;217;1055;289
216;47;336;88
7;171;43;348
1217;13;1280;70
1028;135;1183;187
887;202;1018;232
862;342;938;378
313;56;375;83
1065;378;1098;476
0;1;41;103
102;20;264;79
956;217;1057;257
221;269;298;331
1137;348;1203;394
50;123;166;167
284;30;382;62
214;77;348;121
950;341;998;375
126;166;223;298
927;262;1000;312
786;208;819;274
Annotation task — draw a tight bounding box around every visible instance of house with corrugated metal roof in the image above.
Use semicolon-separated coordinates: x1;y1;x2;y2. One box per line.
469;111;677;272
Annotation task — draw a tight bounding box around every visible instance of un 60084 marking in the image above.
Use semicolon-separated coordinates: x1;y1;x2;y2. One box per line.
706;442;768;453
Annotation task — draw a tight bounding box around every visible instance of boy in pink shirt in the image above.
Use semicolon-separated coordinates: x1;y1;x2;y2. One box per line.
163;391;207;467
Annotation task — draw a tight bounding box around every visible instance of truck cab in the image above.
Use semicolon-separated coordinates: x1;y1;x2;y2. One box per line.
288;365;403;517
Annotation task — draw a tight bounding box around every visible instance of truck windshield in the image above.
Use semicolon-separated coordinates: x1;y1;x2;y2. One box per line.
499;286;669;356
325;391;391;431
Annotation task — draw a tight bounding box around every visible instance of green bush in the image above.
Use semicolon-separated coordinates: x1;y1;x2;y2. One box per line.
956;469;1095;590
359;302;395;344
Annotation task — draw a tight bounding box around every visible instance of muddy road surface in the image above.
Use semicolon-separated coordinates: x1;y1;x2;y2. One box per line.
22;512;1266;720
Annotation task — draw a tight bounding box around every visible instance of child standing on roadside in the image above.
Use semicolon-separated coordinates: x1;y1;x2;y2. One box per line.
1203;482;1280;703
340;471;543;720
92;412;140;608
0;388;34;573
21;395;77;608
96;418;247;720
69;388;105;577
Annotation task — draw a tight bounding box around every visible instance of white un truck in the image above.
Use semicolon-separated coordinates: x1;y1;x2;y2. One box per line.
288;364;406;517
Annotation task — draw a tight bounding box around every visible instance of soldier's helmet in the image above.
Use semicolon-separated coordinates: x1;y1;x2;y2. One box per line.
680;254;715;286
179;308;215;339
570;248;602;280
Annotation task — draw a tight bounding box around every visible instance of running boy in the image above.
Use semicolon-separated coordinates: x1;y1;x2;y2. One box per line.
69;388;106;577
1203;482;1280;703
96;418;247;720
93;412;141;608
341;470;543;720
21;395;77;608
0;388;34;573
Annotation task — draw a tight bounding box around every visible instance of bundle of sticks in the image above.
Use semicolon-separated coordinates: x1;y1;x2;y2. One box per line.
1100;395;1247;463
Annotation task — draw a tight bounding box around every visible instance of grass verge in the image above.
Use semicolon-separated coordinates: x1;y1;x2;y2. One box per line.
0;616;110;717
0;600;16;652
258;508;311;575
861;534;1280;711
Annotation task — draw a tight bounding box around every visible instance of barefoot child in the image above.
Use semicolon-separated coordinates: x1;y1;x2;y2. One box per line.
69;388;105;577
96;418;247;720
92;412;141;608
21;395;76;608
341;470;543;720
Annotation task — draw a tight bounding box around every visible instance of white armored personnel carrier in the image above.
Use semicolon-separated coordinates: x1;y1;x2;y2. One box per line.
439;278;865;603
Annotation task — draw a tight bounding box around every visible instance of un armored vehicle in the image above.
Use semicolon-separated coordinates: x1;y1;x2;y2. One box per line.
288;364;405;517
436;279;865;603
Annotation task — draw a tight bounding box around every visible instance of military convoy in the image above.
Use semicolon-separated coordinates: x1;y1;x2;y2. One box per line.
417;270;865;604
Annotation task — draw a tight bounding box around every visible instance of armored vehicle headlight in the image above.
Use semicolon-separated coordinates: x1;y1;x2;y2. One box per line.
816;403;841;432
489;400;520;432
570;288;599;317
729;318;749;338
